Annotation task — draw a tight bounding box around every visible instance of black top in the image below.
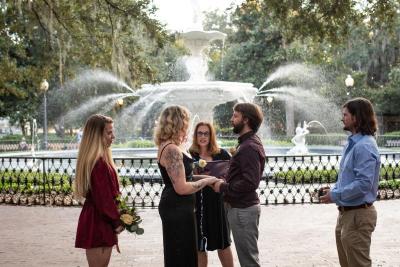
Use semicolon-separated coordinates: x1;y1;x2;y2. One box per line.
191;148;231;251
159;152;194;187
158;144;197;267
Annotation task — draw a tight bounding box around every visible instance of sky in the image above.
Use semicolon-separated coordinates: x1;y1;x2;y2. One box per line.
152;0;244;32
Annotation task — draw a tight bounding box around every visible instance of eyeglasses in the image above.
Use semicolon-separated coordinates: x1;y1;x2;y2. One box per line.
196;131;210;137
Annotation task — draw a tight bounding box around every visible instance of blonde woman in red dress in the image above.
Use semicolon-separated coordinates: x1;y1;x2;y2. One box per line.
74;114;124;267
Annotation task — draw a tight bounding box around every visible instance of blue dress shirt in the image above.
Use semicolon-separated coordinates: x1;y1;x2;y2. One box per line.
330;133;380;206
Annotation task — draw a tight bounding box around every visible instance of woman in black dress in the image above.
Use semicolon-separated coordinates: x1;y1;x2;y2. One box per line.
189;122;234;267
154;106;218;267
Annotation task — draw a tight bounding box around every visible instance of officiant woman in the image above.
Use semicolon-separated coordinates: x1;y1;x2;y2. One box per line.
189;122;234;267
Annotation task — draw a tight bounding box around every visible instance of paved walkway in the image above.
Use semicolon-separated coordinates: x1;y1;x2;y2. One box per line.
0;200;399;267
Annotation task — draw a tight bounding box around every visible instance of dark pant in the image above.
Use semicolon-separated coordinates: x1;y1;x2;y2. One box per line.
226;203;261;267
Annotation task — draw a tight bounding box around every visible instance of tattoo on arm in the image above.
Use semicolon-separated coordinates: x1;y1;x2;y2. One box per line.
164;148;184;184
191;181;202;190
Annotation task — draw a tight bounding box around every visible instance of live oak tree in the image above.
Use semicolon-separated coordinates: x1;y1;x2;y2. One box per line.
0;0;184;135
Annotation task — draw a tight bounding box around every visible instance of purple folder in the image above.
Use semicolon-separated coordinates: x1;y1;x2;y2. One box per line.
200;160;230;179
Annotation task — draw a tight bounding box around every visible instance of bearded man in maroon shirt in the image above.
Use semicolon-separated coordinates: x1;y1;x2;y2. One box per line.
213;102;265;267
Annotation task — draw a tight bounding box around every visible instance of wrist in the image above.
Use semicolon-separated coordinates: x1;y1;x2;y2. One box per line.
219;181;227;193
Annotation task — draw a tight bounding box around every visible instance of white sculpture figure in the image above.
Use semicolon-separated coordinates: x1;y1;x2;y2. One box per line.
287;121;310;155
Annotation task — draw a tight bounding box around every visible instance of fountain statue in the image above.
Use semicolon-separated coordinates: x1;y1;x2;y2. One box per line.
286;120;329;155
287;121;310;155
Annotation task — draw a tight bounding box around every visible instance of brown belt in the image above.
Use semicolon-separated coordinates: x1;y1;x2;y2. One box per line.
338;203;373;212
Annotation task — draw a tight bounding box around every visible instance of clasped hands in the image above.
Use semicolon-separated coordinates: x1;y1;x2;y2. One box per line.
194;171;225;192
204;177;224;192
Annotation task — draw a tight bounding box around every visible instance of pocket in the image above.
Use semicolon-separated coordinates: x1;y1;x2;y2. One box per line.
236;209;249;226
354;208;377;232
235;205;260;227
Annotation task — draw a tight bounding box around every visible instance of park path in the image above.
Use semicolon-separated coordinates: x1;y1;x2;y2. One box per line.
0;200;399;267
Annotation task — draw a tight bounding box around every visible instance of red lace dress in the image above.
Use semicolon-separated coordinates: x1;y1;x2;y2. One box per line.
75;158;121;249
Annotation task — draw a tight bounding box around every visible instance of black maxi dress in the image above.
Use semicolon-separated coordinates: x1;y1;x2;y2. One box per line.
158;145;197;267
191;148;231;252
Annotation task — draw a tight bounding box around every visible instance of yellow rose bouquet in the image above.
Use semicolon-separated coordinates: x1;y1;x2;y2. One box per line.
116;194;144;235
193;159;208;174
194;159;207;169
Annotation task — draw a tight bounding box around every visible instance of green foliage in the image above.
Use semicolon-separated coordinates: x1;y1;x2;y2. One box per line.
117;193;144;234
213;101;237;129
262;139;292;146
0;1;181;133
373;67;400;116
219;139;238;148
383;131;400;136
274;165;400;185
112;139;155;148
305;134;347;146
275;168;338;184
379;179;400;190
0;134;24;141
217;138;292;147
203;0;400;130
0;170;72;193
264;0;399;44
204;1;286;87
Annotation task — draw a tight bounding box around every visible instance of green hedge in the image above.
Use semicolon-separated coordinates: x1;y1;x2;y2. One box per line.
273;165;400;186
2;165;399;194
274;168;338;184
0;170;72;193
379;179;400;190
0;133;76;142
383;131;400;136
0;170;141;194
112;140;155;148
305;134;347;146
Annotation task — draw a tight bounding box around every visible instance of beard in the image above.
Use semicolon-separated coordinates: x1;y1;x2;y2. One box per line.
232;120;245;134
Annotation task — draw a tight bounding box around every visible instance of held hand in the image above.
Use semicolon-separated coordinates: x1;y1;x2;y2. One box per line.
212;179;224;192
319;188;332;203
203;176;218;186
115;225;124;234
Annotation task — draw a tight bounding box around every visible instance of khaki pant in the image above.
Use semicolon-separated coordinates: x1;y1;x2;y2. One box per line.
335;205;377;267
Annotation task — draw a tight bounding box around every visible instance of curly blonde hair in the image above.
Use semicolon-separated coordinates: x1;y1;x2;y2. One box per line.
154;105;191;146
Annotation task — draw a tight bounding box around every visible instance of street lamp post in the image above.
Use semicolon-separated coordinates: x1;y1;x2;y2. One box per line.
345;74;354;97
40;79;49;150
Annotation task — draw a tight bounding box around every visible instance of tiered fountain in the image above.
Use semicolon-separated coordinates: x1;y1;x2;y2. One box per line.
118;29;257;136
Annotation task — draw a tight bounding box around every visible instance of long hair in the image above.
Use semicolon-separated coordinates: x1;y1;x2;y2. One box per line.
154;105;191;146
189;122;220;156
233;103;264;132
74;114;116;199
343;97;377;135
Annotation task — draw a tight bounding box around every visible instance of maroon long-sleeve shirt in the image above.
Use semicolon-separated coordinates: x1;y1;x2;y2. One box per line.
220;131;266;208
75;158;121;249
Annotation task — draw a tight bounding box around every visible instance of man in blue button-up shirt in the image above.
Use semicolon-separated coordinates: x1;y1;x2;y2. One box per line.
320;97;380;267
